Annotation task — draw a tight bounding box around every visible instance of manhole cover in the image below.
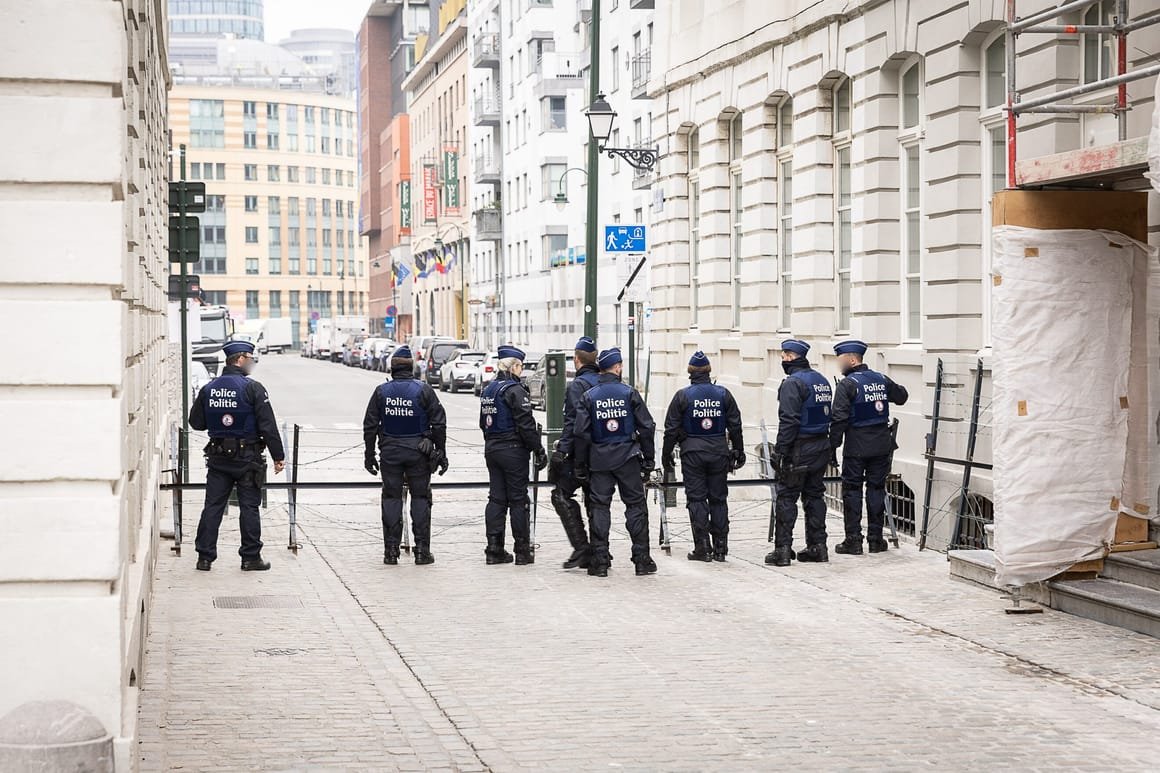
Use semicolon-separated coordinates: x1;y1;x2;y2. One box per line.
254;647;312;656
213;595;303;609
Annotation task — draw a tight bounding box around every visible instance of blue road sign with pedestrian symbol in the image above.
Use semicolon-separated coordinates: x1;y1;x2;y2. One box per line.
604;225;646;253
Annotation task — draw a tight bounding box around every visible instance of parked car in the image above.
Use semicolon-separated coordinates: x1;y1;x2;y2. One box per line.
369;338;395;371
424;340;469;387
359;337;381;369
473;351;499;395
440;350;487;393
526;352;575;409
409;335;452;381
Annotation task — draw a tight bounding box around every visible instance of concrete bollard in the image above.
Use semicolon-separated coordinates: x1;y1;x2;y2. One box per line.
0;701;113;772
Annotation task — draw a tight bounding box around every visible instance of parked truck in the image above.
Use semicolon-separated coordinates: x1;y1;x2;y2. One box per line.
234;317;292;354
192;305;234;375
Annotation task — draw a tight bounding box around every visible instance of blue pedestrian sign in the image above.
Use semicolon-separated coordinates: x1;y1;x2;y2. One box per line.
604;225;646;253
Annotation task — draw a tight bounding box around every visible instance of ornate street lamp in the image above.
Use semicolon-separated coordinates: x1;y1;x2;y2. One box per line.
585;93;659;171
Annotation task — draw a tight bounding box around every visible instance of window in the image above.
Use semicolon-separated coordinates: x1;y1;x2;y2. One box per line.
288;228;300;246
267;133;279;150
688;128;701;327
984;34;1006;110
899;59;924;340
269;290;282;316
611;46;620;92
322;199;331;217
335;169;343;186
245;257;259;275
269;257;282;275
288;198;299;216
243;101;256;117
244;164;257;181
269;226;281;246
267;103;279;119
287;166;299;183
190;162;200;179
321;136;331;154
1083;1;1113;84
541;163;565;200
981;32;1008;346
267;196;280;214
543;96;566;131
544;234;567;268
267;165;280;182
246;290;259;318
777;97;794;330
245;226;258;244
833;78;852;332
215;163;225;180
244;195;258;212
189;99;225;147
728;112;743;328
243;131;257;149
322;168;331;185
306;167;317;184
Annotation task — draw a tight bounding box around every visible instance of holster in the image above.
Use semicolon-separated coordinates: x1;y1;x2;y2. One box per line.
247;459;267;489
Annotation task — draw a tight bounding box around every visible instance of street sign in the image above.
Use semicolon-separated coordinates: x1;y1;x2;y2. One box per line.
167;273;201;299
169;181;206;213
604;224;646;253
386;305;398;316
168;216;200;263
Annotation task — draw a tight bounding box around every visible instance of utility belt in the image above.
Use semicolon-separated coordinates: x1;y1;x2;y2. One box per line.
205;436;264;460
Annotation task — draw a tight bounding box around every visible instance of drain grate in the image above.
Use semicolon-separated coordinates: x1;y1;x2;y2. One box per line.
213;595;303;609
254;647;312;657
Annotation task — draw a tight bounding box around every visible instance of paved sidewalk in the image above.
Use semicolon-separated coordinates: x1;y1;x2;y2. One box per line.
138;493;1160;772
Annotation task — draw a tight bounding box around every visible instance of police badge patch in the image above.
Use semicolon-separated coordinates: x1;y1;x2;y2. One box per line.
606;418;619;433
221;414;235;427
700;418;713;431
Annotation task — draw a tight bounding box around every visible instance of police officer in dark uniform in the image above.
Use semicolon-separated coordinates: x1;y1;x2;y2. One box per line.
480;345;548;565
830;339;909;555
765;339;833;567
549;335;600;568
363;345;448;566
189;339;285;571
573;348;657;578
662;351;745;562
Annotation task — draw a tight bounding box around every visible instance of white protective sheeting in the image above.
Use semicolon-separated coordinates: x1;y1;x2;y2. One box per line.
1148;76;1160;191
992;227;1143;587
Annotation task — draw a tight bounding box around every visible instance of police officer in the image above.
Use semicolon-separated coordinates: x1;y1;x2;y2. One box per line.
573;347;657;577
830;339;909;555
189;340;285;571
549;335;600;568
363;345;448;565
480;345;548;565
662;351;745;562
765;339;833;567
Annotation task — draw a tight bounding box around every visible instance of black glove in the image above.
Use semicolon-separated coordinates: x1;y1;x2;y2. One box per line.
364;452;379;477
574;462;589;483
641;459;654;482
830;449;840;470
550;448;566;468
662;450;675;472
418;437;435;457
436;451;449;476
534;447;548;472
730;448;746;471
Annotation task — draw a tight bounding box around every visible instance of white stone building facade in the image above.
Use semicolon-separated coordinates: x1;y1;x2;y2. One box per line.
0;0;171;768
648;0;1160;548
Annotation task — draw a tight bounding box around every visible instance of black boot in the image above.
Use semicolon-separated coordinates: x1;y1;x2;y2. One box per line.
765;547;793;567
712;535;728;562
558;498;591;568
686;537;713;562
485;536;514;565
414;543;435;565
383;544;400;565
587;548;609;577
514;538;535;565
241;556;271;571
867;537;890;553
634;553;658;576
196;557;212;571
797;543;829;563
834;537;863;555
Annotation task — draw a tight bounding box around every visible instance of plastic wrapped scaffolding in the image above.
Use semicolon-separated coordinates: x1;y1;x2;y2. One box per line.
992;227;1151;587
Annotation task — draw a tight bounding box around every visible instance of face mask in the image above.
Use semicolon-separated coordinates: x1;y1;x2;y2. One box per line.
781;360;796;375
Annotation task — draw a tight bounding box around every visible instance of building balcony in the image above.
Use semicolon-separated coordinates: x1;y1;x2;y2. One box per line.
533;51;586;98
629;0;655;8
473;92;501;126
579;0;592;21
632;139;654;190
474;153;502;186
631;50;651;99
474;207;502;241
472;33;500;68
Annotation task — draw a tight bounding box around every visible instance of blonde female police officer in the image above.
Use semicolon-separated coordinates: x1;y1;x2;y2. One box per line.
661;351;745;562
189;339;285;572
479;344;548;565
829;339;908;555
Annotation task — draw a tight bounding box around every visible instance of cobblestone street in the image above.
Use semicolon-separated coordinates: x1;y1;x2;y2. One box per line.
136;358;1160;771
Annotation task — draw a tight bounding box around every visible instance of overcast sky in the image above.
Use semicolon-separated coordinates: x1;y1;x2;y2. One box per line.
265;0;370;44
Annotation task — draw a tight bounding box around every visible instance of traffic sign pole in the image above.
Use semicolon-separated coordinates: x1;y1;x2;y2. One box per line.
178;145;190;485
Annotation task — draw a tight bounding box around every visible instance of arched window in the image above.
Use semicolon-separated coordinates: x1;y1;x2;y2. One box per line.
1083;0;1114;84
898;58;923;342
833;77;852;332
728;112;744;328
687;128;701;327
980;30;1008;347
776;98;794;330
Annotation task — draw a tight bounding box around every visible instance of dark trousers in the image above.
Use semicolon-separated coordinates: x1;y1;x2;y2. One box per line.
589;465;649;563
380;447;433;548
485;442;531;543
195;458;264;562
841;454;890;540
681;449;730;545
774;461;828;549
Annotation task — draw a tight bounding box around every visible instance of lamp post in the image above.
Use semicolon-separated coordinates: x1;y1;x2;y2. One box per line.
583;90;660;343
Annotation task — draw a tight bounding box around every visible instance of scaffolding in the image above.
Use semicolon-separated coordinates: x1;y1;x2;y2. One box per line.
1005;0;1160;188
